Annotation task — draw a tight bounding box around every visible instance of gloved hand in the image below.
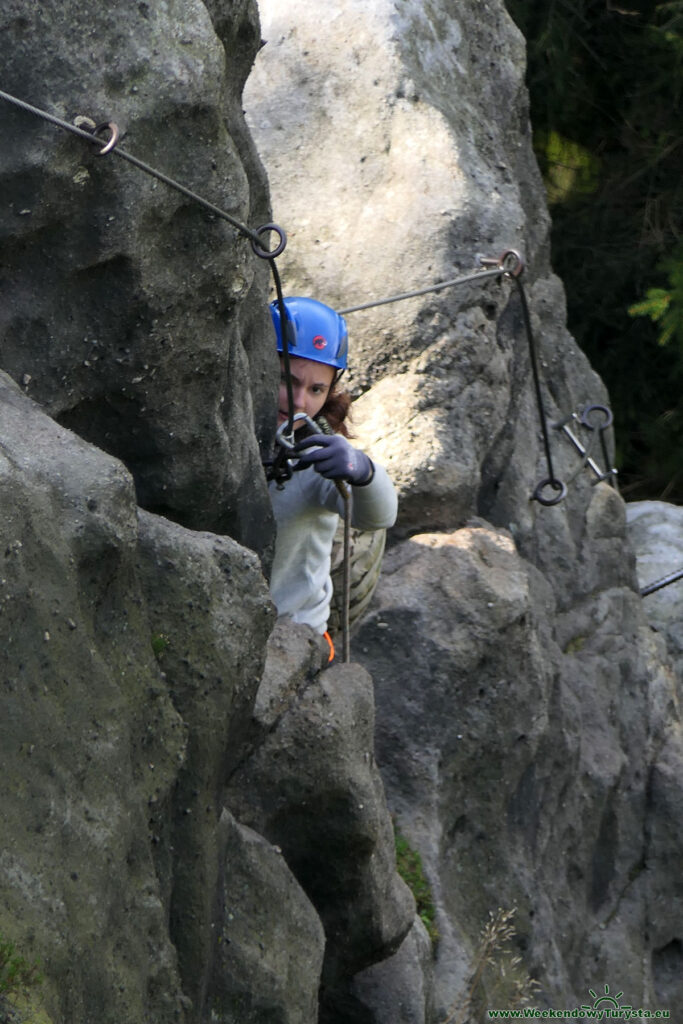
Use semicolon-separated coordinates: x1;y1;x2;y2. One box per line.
294;433;373;485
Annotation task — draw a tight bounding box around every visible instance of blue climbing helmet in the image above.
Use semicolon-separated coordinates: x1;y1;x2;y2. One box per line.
270;297;348;371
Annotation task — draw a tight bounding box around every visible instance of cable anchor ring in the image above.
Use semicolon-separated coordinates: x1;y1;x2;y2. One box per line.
580;403;613;431
499;249;525;278
251;222;287;260
92;121;119;156
477;250;525;277
532;477;568;507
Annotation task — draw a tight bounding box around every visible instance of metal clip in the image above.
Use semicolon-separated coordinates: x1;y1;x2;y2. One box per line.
92;121;119;156
552;406;618;487
275;412;320;451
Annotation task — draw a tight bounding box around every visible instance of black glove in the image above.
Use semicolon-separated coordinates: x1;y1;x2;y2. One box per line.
294;433;373;484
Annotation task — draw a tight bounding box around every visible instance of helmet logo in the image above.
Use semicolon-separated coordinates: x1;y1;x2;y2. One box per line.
312;335;327;350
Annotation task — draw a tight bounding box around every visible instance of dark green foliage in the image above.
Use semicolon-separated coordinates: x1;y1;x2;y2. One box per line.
150;632;170;659
629;240;683;349
394;827;439;945
505;0;683;499
0;934;42;1001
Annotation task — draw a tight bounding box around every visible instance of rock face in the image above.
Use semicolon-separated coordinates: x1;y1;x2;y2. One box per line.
354;521;683;1016
0;1;418;1020
207;809;325;1024
0;371;413;1023
626;501;683;675
2;0;682;1021
246;0;683;1018
0;0;276;555
225;622;416;1017
0;369;271;1023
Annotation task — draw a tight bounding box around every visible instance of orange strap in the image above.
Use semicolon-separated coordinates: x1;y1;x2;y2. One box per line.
323;631;335;663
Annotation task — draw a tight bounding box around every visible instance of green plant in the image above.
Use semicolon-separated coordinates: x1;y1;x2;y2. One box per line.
394;826;439;946
629;244;683;350
0;937;42;1000
150;633;170;659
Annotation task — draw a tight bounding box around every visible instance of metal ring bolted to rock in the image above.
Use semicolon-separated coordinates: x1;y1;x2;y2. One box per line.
251;222;287;259
533;476;568;506
580;403;613;431
499;249;525;277
93;121;119;156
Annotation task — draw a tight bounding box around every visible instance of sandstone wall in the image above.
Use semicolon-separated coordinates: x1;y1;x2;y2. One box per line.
0;2;413;1022
246;1;683;1018
1;0;681;1022
0;0;274;556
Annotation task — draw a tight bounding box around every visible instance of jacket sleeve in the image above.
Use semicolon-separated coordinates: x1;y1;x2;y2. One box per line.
348;463;398;530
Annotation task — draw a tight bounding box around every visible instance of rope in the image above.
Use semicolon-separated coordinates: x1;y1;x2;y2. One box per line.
338;266;506;314
0;87;285;251
640;567;683;598
340;483;351;662
511;276;567;507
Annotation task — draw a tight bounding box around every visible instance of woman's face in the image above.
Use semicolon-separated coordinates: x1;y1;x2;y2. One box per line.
278;356;335;429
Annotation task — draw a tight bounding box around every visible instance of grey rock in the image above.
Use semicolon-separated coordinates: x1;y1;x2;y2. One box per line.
225;622;415;1005
0;0;276;555
0;372;323;1024
0;371;187;1023
245;0;618;594
245;6;681;1015
626;500;683;674
354;523;681;1015
207;809;325;1024
134;508;275;1013
3;0;682;1021
350;916;434;1024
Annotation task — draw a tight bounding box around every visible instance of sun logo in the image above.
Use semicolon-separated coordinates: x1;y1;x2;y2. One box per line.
581;983;632;1013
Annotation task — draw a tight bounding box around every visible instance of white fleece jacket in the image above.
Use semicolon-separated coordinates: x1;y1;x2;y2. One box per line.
269;463;397;634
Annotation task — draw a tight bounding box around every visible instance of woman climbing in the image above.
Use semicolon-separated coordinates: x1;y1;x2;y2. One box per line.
268;297;397;660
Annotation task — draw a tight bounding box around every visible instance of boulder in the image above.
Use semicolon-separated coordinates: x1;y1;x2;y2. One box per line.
244;2;680;1013
353;523;682;1015
626;500;683;675
245;0;612;573
0;370;187;1023
134;507;274;1011
349;916;434;1024
0;0;276;555
207;809;325;1024
225;621;415;1010
0;370;327;1024
2;0;682;1020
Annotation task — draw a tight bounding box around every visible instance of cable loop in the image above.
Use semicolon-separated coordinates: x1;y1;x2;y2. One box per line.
251;222;288;260
533;478;568;507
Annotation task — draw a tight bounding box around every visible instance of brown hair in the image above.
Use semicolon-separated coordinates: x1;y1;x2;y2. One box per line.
320;380;352;437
